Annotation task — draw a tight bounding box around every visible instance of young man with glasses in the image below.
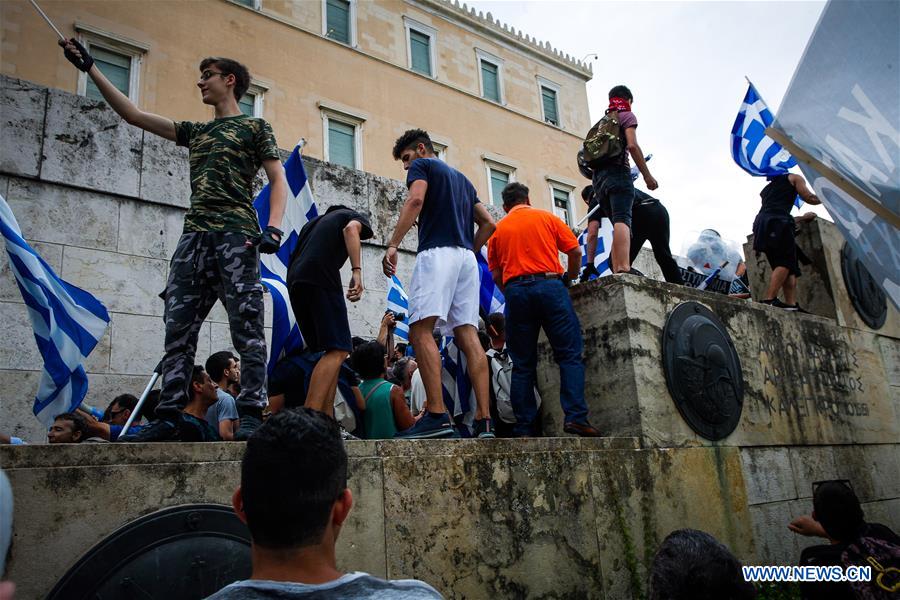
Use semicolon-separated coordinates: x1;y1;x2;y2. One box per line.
59;40;288;442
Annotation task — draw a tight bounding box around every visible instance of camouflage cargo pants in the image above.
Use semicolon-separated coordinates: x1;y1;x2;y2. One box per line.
155;232;267;420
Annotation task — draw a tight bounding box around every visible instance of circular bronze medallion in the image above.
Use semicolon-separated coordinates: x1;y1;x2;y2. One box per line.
662;301;744;440
840;242;887;330
48;504;251;600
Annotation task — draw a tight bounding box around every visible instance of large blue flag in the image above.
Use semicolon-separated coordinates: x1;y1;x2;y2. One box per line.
0;194;110;426
577;219;613;279
254;142;318;373
731;82;798;176
386;275;410;342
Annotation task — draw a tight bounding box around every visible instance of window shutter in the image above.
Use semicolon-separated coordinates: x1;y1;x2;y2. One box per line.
409;30;432;76
328;120;356;168
86;47;131;100
326;0;350;44
542;87;559;125
481;61;499;102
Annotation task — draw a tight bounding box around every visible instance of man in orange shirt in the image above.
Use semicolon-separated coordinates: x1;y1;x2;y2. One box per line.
487;183;601;437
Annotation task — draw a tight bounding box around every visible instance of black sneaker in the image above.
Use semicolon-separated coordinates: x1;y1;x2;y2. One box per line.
627;267;644;276
394;411;455;439
474;418;496;439
118;418;180;442
760;298;796;310
234;408;263;441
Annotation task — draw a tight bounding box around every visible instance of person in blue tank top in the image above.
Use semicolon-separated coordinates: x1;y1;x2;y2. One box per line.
382;129;496;439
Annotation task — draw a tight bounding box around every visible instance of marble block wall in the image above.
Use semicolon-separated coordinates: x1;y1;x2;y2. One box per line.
0;75;422;443
1;438;756;600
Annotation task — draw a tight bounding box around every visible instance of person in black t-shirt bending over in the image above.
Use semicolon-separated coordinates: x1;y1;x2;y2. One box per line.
286;205;373;417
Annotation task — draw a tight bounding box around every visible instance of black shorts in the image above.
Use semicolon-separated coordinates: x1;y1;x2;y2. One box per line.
288;282;352;353
765;244;801;277
591;165;634;228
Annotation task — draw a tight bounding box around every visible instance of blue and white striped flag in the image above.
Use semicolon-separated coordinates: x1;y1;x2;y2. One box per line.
386;275;410;342
476;248;505;315
577;218;613;279
440;337;476;435
0;195;110;426
731;81;798;176
254;141;318;373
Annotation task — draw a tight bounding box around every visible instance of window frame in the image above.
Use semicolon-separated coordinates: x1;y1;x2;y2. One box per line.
475;48;504;104
430;139;448;163
537;76;562;127
232;0;261;9
483;157;516;208
321;0;357;47
548;182;575;227
239;81;268;118
74;24;148;103
403;16;437;79
319;104;366;170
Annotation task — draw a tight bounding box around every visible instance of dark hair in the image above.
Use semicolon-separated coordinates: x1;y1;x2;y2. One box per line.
813;481;865;542
351;341;386;380
649;529;756;600
206;351;236;382
351;336;367;351
487;312;505;336
477;330;490;352
199;57;251;101
241;408;348;549
501;182;529;207
54;412;88;439
392;128;435;160
581;185;594;202
142;390;160;420
191;365;207;389
104;393;140;421
609;85;633;102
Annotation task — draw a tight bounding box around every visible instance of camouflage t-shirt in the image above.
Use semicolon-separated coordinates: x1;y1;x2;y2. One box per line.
175;115;280;236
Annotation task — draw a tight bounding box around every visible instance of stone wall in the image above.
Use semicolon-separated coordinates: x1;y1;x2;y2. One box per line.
1;438;758;600
0;74;418;443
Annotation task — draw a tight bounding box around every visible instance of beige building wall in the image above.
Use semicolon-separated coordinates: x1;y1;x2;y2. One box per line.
1;0;592;220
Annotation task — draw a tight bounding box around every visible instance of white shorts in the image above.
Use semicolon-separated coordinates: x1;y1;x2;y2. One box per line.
408;246;480;335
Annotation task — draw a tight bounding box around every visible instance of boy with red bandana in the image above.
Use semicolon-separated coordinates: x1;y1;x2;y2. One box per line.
586;85;658;275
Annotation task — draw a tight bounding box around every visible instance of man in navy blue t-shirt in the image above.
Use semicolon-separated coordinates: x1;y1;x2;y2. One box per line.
382;129;496;439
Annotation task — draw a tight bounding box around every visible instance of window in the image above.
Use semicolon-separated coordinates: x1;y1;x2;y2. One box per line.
431;140;448;162
320;103;365;170
238;82;267;118
537;76;561;127
233;0;260;8
551;186;573;226
74;24;148;103
483;157;516;207
403;17;437;78
325;0;351;44
476;49;504;104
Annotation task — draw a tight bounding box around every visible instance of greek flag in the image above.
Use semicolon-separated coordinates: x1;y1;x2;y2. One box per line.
577;219;613;279
731;81;798;176
476;248;505;315
440;337;476;435
386;275;410;342
254;141;318;373
0;194;110;426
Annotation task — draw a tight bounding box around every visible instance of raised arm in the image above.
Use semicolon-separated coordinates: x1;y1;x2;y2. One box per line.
789;174;821;205
625;128;657;190
59;39;176;141
382;179;427;276
473;203;496;254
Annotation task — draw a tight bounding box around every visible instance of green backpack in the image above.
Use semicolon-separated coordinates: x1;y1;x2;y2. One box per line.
582;110;624;168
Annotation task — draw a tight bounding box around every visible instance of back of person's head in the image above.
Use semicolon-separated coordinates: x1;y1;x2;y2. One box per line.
198;57;250;101
104;393;140;422
813;481;865;542
609;84;633;102
391;357;412;383
351;341;387;380
241;408;348;549
142;389;161;421
501;182;529;209
581;185;594;203
351;336;367;351
649;529;756;600
206;350;236;383
392;128;435;160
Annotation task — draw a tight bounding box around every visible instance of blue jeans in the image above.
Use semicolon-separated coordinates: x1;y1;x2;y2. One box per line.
504;277;588;431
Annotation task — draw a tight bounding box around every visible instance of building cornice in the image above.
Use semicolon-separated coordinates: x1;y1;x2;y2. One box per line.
416;0;594;80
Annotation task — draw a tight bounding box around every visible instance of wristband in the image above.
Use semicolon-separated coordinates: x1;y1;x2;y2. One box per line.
351;267;361;270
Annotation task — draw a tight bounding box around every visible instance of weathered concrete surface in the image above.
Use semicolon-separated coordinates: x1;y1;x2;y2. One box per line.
0;438;767;600
538;276;900;447
744;218;900;339
0;77;46;178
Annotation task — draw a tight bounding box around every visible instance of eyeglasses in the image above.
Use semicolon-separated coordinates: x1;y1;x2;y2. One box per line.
812;479;853;495
200;70;226;81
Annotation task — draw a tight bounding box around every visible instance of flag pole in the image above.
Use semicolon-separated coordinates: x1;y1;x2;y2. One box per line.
765;127;900;230
575;203;601;229
119;360;162;437
28;0;66;41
